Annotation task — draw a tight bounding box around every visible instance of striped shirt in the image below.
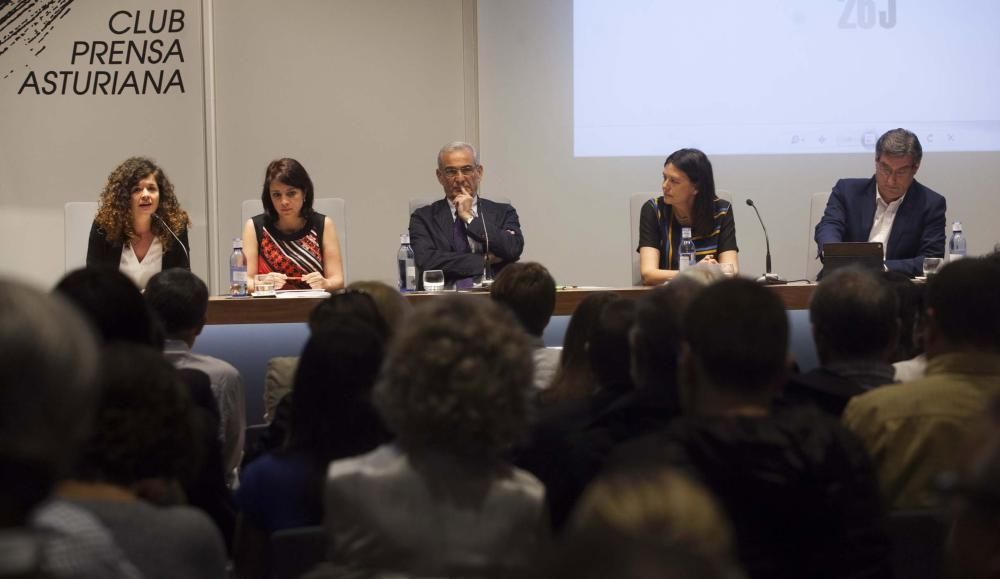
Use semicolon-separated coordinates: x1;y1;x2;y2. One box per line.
637;196;738;270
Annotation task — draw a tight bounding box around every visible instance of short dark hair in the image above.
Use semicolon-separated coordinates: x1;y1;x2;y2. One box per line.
927;257;1000;352
490;262;556;337
664;148;717;238
374;295;533;458
589;299;637;392
876;128;923;165
145;268;208;337
684;278;789;393
76;344;197;485
261;158;315;222
809;267;898;363
54;267;161;347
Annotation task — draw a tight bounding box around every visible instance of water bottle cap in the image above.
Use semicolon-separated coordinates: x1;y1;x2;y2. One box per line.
952;221;963;232
681;227;692;237
232;237;243;249
400;233;410;244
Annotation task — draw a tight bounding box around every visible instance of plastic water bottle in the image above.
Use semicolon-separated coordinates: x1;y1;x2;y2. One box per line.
230;238;248;296
948;221;967;262
679;227;696;272
397;233;417;291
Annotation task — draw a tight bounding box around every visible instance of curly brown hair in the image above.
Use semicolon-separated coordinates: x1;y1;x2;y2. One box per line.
374;294;533;458
94;157;189;248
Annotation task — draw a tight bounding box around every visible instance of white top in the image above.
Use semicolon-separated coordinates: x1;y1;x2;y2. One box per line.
118;238;163;289
868;186;907;258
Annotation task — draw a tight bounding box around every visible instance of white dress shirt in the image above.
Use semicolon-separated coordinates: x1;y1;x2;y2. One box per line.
868;186;907;258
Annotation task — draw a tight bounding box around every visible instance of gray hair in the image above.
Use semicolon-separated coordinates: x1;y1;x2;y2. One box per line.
0;280;99;504
437;141;480;169
876;128;923;165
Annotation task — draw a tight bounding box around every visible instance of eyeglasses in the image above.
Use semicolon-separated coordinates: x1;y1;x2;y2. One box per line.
877;162;916;179
440;165;479;179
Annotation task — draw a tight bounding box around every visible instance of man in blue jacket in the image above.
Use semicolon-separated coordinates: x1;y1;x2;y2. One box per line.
815;128;946;277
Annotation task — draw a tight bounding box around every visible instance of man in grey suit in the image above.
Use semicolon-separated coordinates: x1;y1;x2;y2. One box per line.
409;141;524;288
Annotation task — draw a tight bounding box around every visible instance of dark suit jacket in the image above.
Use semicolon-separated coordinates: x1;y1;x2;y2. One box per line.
408;197;524;282
86;221;191;271
814;177;946;277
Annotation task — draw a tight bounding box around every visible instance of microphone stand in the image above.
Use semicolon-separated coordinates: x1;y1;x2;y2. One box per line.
745;199;787;285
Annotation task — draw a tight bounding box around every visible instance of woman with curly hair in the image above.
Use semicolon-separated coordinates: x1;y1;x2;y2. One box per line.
313;295;548;579
87;157;191;289
242;158;344;292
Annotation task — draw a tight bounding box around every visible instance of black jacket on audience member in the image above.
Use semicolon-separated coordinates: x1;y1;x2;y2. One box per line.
612;406;892;579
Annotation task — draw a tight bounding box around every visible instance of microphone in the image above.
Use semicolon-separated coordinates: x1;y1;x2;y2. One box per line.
744;198;786;285
152;213;190;266
479;198;494;287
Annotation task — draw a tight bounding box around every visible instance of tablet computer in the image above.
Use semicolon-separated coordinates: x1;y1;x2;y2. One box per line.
821;242;884;275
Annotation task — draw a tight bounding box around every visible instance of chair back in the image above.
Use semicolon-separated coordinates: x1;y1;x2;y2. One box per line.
64;202;99;271
242;198;348;280
270;525;326;579
628;190;734;285
807;191;831;280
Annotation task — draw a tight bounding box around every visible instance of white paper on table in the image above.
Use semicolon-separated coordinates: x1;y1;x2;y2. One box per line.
275;289;330;299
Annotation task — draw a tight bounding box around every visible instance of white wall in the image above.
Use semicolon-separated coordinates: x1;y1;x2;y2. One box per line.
477;0;1000;287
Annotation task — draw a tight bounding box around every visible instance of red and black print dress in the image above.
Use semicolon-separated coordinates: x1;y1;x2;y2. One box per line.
252;212;325;290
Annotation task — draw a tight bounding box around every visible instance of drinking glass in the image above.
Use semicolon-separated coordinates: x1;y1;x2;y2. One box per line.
922;257;943;278
422;270;445;292
254;274;276;296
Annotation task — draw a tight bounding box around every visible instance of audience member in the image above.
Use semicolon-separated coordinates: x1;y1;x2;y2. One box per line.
0;280;140;578
844;257;1000;510
781;267;899;416
235;320;390;579
262;287;390;423
312;295;546;578
54;267;160;346
145;268;247;483
516;297;637;532
56;267;235;547
615;278;891;579
942;396;1000;579
58;344;226;579
885;272;929;381
540;292;620;406
490;261;560;390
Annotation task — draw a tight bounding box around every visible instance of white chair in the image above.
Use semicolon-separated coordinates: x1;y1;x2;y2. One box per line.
628;190;734;286
241;198;348;280
64;201;98;271
807;191;831;281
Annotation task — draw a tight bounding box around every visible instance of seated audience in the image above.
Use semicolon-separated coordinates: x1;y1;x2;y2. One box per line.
490;262;560;390
145;268;247;484
0;280;140;578
313;295;547;578
235;320;391;579
516;297;637;532
539;292;621;407
637;148;739;285
781;267;899;416
615;278;891;579
262;281;406;423
844;257;1000;510
885;272;929;382
58;344;227;579
243;158;344;292
55;267;235;545
943;396;1000;579
87;157;191;289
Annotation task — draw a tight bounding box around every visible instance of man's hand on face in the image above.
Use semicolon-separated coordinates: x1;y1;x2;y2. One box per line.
454;186;475;222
